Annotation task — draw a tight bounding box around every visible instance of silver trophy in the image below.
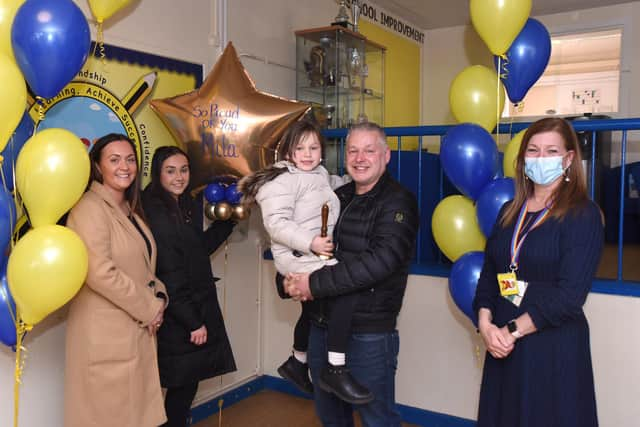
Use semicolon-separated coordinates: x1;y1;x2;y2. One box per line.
351;0;361;33
334;0;350;26
347;47;362;88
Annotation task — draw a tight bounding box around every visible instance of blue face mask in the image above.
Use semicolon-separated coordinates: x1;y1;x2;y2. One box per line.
524;156;565;185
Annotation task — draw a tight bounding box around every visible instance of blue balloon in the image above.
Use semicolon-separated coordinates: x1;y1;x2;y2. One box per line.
1;111;34;191
476;178;515;237
12;0;91;98
449;251;484;327
0;259;17;348
0;187;16;253
494;18;551;104
441;123;499;200
225;183;242;205
204;182;226;203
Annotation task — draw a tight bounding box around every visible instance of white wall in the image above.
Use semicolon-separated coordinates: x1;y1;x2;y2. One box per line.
0;1;266;426
227;0;337;99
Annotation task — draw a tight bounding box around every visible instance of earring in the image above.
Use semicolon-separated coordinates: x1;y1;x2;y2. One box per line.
564;166;570;182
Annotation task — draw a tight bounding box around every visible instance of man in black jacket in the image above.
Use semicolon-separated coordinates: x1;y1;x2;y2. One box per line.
285;122;419;426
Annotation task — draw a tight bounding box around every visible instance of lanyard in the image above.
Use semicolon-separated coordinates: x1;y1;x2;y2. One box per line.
509;201;551;272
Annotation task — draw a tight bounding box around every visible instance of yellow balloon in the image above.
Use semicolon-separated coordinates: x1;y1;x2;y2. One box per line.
87;0;131;24
432;195;486;262
0;52;26;153
503;129;526;178
0;0;24;63
7;225;88;325
15;128;90;227
470;0;532;56
449;65;505;133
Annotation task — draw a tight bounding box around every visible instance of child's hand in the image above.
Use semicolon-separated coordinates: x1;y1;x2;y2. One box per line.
311;235;334;257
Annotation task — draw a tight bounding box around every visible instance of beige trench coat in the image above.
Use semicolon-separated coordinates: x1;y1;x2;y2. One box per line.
64;182;167;427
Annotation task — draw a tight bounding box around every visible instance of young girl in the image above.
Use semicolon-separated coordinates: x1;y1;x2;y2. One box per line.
240;119;373;404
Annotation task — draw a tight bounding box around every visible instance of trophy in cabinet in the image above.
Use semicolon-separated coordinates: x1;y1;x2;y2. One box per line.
323;104;335;128
347;47;362;89
333;0;350;28
351;0;362;33
304;45;326;87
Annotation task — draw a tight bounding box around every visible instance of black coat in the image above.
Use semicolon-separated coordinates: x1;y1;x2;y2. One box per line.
308;171;420;333
143;191;236;388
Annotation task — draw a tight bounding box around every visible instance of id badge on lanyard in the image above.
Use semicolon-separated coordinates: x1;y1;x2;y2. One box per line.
497;201;551;306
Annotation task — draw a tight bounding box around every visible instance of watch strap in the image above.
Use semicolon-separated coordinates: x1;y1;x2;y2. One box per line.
507;320;523;339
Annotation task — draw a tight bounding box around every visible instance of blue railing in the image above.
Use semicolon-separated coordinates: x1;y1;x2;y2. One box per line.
323;117;640;297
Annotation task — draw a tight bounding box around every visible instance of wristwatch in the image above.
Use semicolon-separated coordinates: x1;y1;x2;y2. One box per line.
507;320;523;339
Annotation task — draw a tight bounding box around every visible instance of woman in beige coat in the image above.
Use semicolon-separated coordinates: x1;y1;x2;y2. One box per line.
65;134;168;427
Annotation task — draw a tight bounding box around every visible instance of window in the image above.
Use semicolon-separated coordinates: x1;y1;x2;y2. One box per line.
505;29;622;118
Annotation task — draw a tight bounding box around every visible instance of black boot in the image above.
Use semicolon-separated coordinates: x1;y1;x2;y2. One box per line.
318;364;374;404
277;355;314;394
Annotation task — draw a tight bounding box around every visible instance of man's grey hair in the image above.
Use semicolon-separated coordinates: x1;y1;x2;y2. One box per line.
346;122;388;149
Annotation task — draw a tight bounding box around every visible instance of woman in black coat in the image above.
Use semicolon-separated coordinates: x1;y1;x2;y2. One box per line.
143;146;236;427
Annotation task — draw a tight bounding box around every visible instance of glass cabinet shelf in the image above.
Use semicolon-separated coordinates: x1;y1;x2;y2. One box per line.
295;25;385;129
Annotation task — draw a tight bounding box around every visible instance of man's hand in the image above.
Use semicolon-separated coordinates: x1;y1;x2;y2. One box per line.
285;272;313;301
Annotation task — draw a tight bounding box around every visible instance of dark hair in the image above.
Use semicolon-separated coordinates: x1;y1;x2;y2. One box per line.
501;117;588;226
276;119;325;161
89;133;145;219
145;146;191;222
239;119;324;206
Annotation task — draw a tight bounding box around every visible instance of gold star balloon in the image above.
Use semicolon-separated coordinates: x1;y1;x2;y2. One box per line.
150;42;309;189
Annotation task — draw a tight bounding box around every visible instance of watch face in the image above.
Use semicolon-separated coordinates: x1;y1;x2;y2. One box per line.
507;321;517;333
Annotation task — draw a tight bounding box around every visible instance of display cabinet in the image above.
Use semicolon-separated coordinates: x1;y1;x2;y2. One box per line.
295;26;385;129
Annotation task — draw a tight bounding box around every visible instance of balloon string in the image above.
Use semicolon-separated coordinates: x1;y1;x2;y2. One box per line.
498;54;509;80
12;198;27;248
92;22;107;68
6;134;17;201
475;334;483;369
497;54;510;145
13;318;32;427
35;97;45;132
0;152;17;250
496;56;501;144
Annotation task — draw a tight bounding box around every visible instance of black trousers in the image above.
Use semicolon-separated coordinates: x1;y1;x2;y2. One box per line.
293;294;358;355
161;382;199;427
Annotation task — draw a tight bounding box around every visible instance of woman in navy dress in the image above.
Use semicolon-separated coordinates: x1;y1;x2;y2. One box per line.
473;117;604;427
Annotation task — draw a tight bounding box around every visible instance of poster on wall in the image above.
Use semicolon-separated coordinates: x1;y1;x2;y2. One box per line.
28;43;202;187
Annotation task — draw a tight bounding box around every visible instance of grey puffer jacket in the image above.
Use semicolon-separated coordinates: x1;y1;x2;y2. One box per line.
256;161;349;274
